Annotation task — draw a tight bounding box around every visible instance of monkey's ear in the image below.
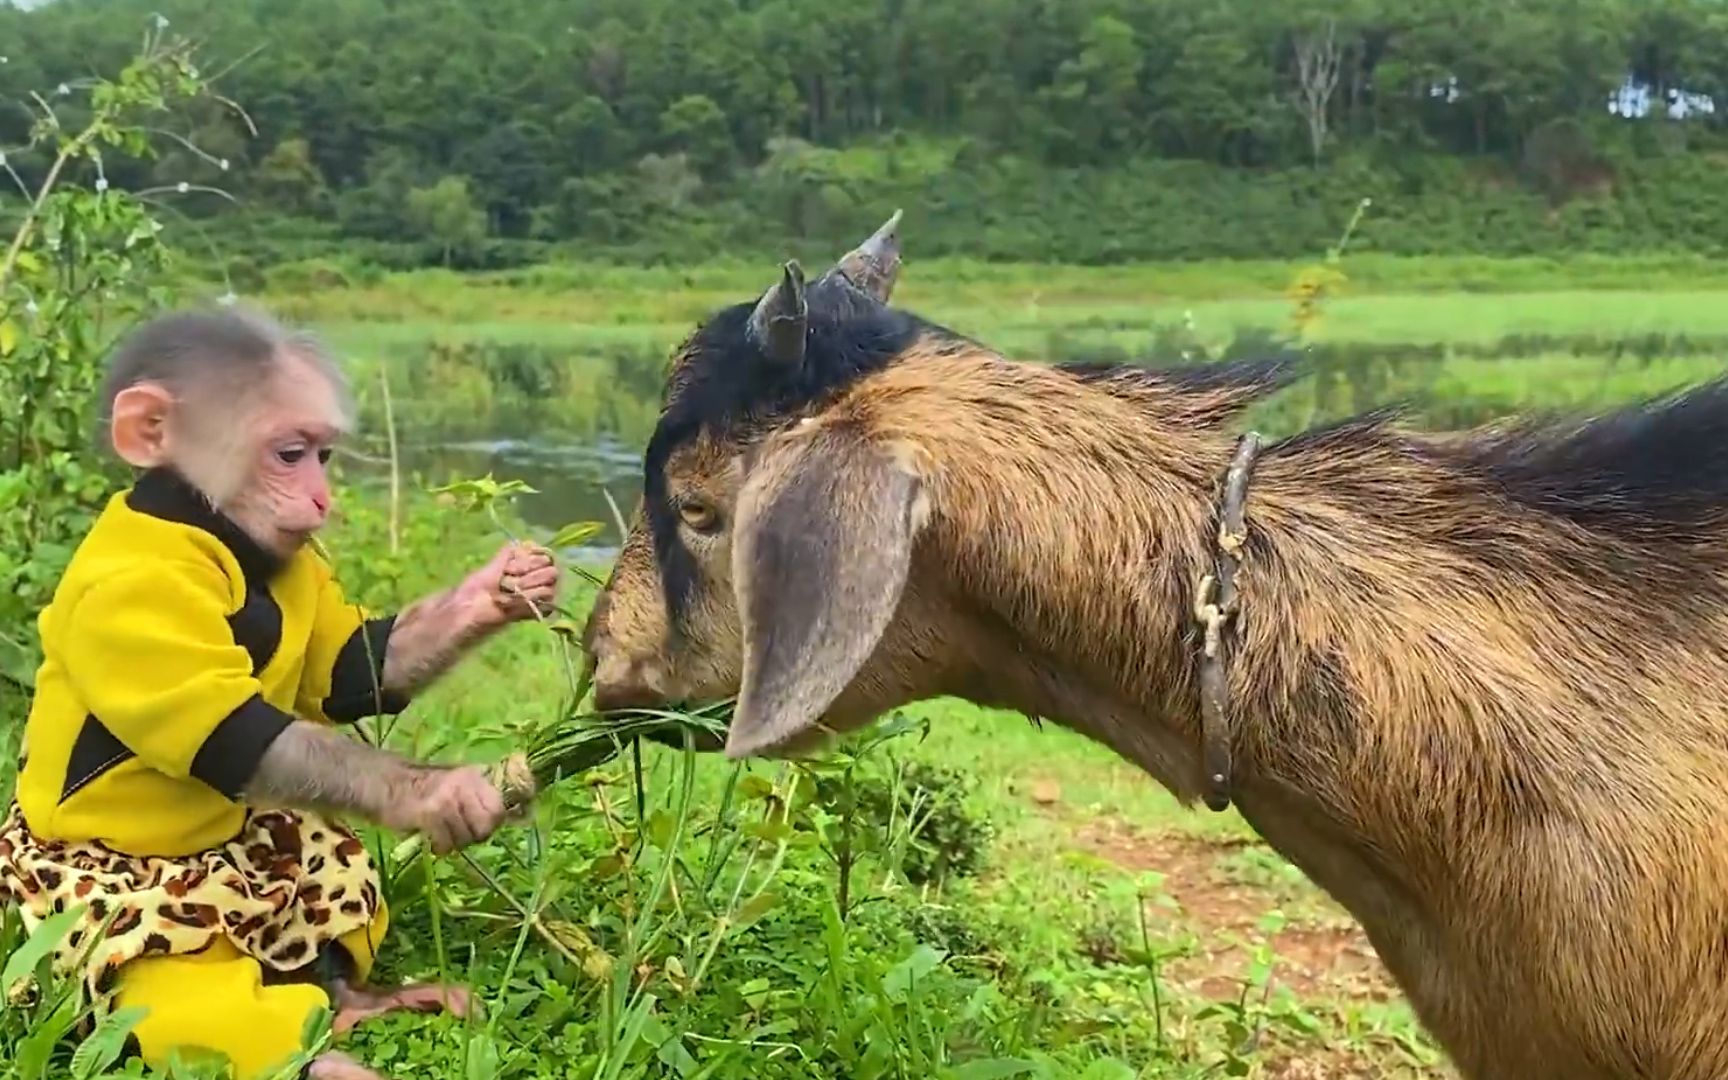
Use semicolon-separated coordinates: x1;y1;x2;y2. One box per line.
726;424;926;759
109;383;176;468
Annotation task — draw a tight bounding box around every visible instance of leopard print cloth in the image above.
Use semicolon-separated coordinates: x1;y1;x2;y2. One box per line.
0;802;383;1010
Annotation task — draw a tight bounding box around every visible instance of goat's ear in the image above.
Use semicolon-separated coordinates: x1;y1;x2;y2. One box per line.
726;424;925;758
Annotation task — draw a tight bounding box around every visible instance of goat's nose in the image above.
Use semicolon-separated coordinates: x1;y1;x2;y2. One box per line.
591;652;663;712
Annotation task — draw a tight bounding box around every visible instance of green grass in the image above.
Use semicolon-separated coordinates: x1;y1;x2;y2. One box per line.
303;289;1728;362
260;254;1728;440
244;253;1728;483
282;262;1728;359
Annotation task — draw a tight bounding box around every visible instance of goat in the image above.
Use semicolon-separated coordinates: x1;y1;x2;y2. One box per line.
581;212;1728;1080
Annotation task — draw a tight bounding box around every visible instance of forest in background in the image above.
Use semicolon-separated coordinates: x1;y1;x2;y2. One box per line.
2;0;1727;270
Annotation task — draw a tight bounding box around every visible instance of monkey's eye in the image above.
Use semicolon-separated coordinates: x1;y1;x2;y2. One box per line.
317;447;333;465
277;446;307;465
678;498;720;534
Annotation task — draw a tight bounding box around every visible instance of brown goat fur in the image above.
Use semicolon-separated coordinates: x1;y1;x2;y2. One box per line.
582;215;1728;1079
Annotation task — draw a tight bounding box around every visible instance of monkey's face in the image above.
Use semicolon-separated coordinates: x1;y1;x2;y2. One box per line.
218;354;346;556
114;350;350;559
225;426;337;555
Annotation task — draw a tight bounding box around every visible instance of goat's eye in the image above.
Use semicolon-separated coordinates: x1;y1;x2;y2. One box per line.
678;499;720;533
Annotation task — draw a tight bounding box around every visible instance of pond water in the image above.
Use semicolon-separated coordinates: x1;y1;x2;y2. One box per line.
350;426;648;562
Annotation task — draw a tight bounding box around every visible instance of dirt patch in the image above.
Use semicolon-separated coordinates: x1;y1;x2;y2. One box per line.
1061;813;1400;1004
1002;776;1452;1077
1015;781;1448;1076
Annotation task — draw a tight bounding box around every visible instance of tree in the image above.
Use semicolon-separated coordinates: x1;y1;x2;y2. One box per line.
253;137;328;214
660;94;732;178
1291;18;1345;164
406;175;488;266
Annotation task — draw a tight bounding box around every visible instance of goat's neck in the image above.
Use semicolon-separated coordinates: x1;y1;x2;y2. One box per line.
888;369;1443;927
917;403;1247;796
930;431;1444;937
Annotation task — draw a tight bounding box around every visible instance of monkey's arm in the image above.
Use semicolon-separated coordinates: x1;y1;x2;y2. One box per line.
60;560;507;851
296;566;491;718
374;583;495;697
371;542;561;698
242;721;504;852
299;543;556;714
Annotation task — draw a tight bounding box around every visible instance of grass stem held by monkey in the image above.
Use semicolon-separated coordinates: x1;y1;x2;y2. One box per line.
388;700;734;865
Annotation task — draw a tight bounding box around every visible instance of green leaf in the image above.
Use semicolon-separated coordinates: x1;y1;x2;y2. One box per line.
298;1002;332;1053
647;809;677;850
947;1060;1038;1080
742;819;793;843
463;1033;503;1080
1077;1061;1139;1080
738;775;776;800
598;993;658;1080
15;993;84;1078
732;890;778;931
430;474;538;512
70;1005;148;1079
3;902;86;991
0;633;39;689
738;977;772;1009
0;319;16;357
649;1016;694;1071
548;520;605;549
883;943;947;1002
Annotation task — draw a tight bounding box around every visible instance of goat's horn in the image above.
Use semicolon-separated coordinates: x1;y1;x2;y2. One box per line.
831;208;903;302
749;259;808;367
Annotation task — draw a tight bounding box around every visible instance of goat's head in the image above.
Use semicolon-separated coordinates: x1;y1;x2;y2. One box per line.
582;211;954;759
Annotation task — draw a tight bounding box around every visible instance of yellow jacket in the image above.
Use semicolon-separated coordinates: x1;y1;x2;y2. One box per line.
14;468;409;857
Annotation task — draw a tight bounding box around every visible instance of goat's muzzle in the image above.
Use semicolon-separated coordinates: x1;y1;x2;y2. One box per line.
591;652;667;712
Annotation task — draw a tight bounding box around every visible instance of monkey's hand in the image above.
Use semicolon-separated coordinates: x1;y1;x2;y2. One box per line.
464;541;560;628
247;723;513;855
377;544;561;697
382;766;510;856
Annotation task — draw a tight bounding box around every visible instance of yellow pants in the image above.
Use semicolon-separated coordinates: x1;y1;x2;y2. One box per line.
113;899;390;1079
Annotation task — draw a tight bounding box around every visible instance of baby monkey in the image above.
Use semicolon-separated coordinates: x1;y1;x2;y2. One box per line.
0;306;559;1079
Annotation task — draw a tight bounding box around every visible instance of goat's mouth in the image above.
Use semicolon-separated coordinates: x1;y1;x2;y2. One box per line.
631;699;734;754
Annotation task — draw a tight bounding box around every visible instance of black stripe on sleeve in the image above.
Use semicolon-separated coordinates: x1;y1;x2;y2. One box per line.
190;694;296;800
323;615;411;724
59;716;137;804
